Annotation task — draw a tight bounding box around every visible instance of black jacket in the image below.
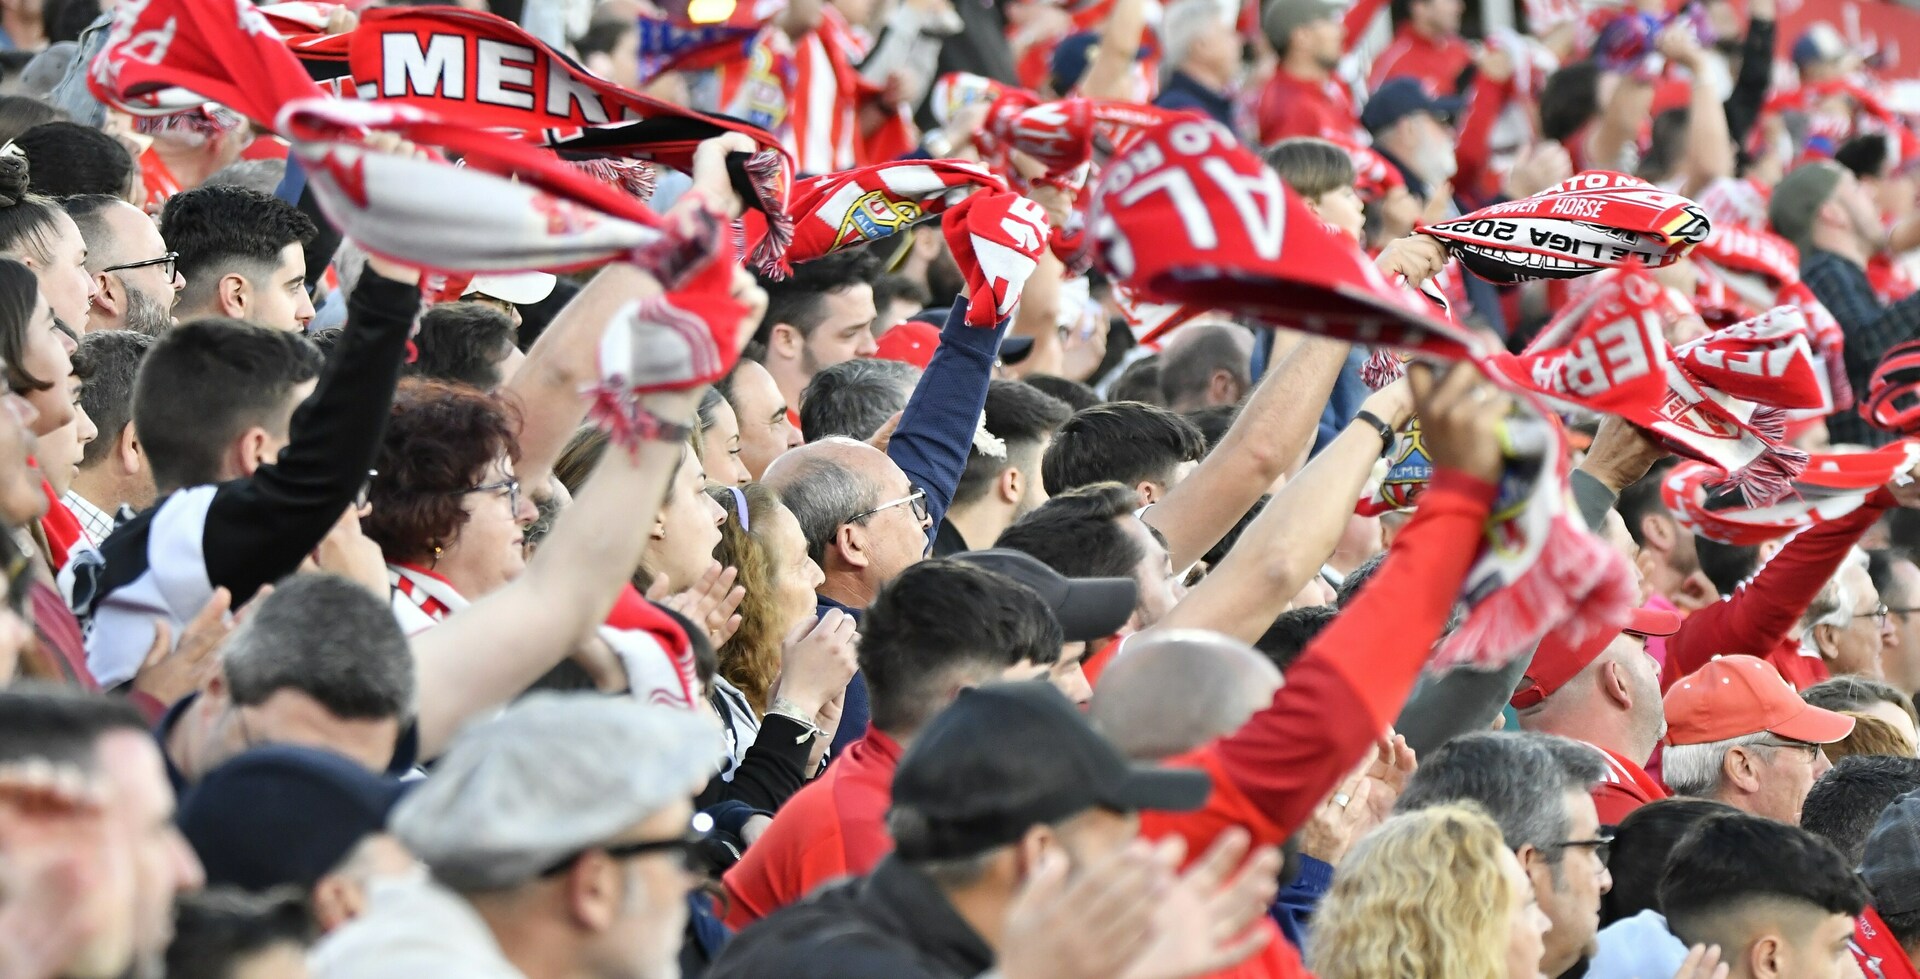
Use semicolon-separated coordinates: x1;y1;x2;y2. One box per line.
706;857;996;979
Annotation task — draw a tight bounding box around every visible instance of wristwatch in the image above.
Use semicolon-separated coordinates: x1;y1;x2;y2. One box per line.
1353;409;1398;459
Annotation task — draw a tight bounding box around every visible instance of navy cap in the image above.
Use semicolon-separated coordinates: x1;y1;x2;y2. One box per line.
1049;31;1146;96
1361;77;1463;135
179;745;411;892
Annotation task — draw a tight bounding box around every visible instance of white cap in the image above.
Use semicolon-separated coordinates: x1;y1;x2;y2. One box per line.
463;270;557;306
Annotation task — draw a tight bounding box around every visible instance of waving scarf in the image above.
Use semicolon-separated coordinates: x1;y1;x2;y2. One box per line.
740;159;1006;276
1865;339;1920;437
1663;441;1920;545
1421;171;1711;284
1091;115;1636;670
91;0;744;283
1691;223;1852;412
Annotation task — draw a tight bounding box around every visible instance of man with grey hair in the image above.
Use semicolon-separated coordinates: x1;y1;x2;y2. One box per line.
1152;0;1240;126
1661;654;1855;825
311;694;723;979
1797;545;1891;680
1395;731;1613;979
1155;321;1254;413
799;358;921;443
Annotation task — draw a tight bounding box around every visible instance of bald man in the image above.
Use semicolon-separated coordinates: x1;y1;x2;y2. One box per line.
1091;629;1281;760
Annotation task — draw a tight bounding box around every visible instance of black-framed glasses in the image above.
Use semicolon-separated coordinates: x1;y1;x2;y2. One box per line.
538;814;713;877
1856;604;1892;629
1548;832;1615;865
100;251;177;280
851;488;928;524
446;477;521;518
1757;738;1824;763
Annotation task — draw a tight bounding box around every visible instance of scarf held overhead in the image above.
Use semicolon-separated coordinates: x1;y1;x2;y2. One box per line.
1421;171;1711;284
1090;115;1636;670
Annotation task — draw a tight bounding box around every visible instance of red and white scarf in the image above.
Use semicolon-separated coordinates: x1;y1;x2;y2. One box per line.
1866;339;1920;437
1421;171;1711;283
1091;115;1636;670
741;158;1006;276
389;564;698;709
1663;441;1920;545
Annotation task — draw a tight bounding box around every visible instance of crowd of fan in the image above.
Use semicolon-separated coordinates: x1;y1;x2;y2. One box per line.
2;0;1920;977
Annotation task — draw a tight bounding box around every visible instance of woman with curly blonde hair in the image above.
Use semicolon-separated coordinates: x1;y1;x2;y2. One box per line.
1309;803;1550;979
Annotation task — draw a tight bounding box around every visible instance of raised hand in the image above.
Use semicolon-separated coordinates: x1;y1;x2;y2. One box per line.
1120;830;1284;979
130;587;234;706
1000;842;1169;979
772;609;859;719
1407;361;1513;485
656;562;746;649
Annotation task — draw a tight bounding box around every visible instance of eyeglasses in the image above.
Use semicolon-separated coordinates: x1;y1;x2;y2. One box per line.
1856;604;1892;629
850;488;928;524
100;251;177;280
355;469;377;511
446;477;522;518
1757;738;1824;763
538;813;713;877
1548;832;1615;865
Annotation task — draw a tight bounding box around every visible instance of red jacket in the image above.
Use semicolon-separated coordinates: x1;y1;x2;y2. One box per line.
1142;470;1498;978
1254;69;1364;146
1366;26;1474;94
1660;495;1890;693
1590;743;1669;826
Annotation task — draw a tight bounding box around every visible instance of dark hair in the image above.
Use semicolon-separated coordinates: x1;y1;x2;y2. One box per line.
133;318;324;491
14;122;133;199
1836;133;1894;179
1336;551;1386;607
1614;457;1678;548
0;147;73;271
1022;374;1101;412
872;274;931;316
996;482;1149;580
1539;61;1602;143
1395;732;1608;861
1801;755;1920;868
574;16;637;57
160;185;317;312
1600;798;1740;926
1184;405;1238;453
1256;603;1336;672
363;378;522;563
406;302;519;391
954;380;1074;508
1804;675;1920;729
222;574;415;720
1042;402;1207;496
1262;137;1358;199
799;358;919;442
73;329;152;470
165;887;317;979
1660;813;1869;947
0;257;47;393
860;559;1064;733
0;96;65;145
753;247;880;348
0;683;149;770
1108;357;1165;405
60;193;123;256
1695;536;1762;596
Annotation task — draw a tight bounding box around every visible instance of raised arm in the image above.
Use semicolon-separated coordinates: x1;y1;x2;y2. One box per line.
1158;380;1413;643
1722;0;1775;147
1076;0;1146;99
888;299;1010;530
1659;26;1733;197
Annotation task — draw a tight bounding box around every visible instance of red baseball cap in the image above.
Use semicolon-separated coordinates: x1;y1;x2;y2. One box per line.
873;321;942;370
1663;655;1856;747
1509;607;1684;709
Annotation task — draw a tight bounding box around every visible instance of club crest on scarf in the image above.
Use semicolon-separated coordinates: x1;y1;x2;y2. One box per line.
1422;171;1711;284
742;159;1005;277
834;191;923;250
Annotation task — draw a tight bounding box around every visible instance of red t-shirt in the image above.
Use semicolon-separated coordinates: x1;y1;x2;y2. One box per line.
1660;498;1889;693
1366;26;1474;94
722;730;903;928
1590;743;1670;827
1255;69;1364;146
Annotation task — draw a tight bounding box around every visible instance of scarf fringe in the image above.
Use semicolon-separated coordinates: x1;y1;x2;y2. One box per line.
563;158;659;202
1432;514;1638;670
745;149;794;279
628;202;726;290
1362;349;1406;390
1711;441;1809;508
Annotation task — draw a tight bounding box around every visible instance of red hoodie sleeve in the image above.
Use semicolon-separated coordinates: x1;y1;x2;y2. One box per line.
1660;496;1889;690
1202;470;1495;840
1453;73;1512;205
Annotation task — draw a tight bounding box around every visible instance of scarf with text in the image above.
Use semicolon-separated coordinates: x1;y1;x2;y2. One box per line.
390;564;698;710
1092;115;1635;670
1663;441;1920;545
943;190;1050;327
90;0;740;283
740;159;1006;277
1690;222;1852;413
1420;171;1711;284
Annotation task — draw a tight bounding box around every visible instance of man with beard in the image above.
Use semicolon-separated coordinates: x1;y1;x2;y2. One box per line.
1255;0;1363;144
64;196;182;336
1513;610;1686;827
750;249;883;428
935;380;1073;556
1361;78;1461;204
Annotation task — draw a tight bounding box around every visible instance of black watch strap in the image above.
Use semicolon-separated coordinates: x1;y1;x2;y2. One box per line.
1353;409;1397;459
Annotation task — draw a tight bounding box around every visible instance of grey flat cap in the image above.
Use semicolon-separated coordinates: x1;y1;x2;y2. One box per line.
391;694;724;891
1863;789;1920;914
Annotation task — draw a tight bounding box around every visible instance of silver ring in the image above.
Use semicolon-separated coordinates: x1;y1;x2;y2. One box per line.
1333;793;1351;808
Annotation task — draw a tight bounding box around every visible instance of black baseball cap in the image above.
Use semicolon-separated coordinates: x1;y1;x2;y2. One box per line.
179;744;411;891
1361;77;1463;135
888;682;1210;861
954;548;1137;642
